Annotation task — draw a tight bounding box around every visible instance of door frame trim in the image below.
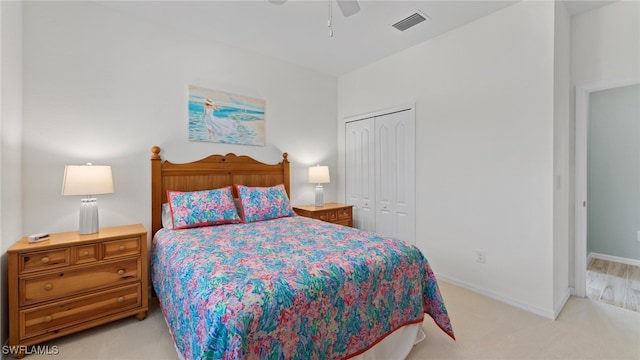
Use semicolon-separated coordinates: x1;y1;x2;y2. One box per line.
344;102;414;123
574;78;640;297
343;102;416;243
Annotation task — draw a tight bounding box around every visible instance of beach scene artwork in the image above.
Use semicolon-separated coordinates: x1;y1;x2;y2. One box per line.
188;85;266;146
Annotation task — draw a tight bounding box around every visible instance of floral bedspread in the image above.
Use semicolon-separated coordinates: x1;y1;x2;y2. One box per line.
151;216;454;360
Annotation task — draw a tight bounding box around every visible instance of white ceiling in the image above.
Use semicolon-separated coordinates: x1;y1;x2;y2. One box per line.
96;0;617;77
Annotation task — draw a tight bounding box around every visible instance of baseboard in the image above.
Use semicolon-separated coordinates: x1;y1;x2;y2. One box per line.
588;252;640;267
553;288;571;319
569;286;578;297
435;273;556;320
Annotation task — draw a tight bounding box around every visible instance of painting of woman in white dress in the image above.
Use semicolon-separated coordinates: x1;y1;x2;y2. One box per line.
202;98;237;139
188;85;266;146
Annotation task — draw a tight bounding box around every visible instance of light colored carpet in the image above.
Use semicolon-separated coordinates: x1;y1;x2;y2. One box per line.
22;281;640;360
410;281;640;360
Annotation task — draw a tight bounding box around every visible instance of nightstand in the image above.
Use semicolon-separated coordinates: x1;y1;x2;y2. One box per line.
7;224;148;359
293;203;353;227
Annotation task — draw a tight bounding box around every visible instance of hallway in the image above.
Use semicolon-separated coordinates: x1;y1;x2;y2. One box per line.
586;257;640;312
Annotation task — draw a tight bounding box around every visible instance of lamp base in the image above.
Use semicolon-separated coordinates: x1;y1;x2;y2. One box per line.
315;185;324;207
79;198;99;235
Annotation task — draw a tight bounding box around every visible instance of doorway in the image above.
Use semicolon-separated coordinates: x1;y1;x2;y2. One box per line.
574;78;640;298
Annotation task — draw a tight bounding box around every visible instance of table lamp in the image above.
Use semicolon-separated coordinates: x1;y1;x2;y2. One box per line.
62;163;114;234
308;165;330;207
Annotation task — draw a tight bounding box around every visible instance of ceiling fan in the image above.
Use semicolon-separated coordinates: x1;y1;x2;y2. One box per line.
269;0;361;18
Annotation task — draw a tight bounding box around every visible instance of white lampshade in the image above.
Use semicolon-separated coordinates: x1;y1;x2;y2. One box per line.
308;165;330;184
62;164;114;196
308;165;330;207
62;164;114;235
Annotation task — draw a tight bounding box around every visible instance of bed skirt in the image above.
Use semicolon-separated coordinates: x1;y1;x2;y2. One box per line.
350;321;425;360
171;320;425;360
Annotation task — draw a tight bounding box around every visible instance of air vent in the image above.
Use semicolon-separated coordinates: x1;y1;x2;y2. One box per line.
392;11;430;31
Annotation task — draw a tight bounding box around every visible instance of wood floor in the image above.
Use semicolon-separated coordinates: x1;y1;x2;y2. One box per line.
586;257;640;312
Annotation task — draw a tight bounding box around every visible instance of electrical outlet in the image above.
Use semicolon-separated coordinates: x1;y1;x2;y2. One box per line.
637;231;640;242
475;249;486;264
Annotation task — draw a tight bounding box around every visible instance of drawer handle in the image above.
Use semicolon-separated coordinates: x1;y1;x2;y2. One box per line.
118;297;124;303
43;316;52;323
83;251;89;256
118;245;126;251
117;269;125;276
44;283;53;291
41;257;50;264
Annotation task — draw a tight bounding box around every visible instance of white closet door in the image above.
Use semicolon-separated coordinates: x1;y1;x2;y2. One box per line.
345;119;375;232
375;110;415;244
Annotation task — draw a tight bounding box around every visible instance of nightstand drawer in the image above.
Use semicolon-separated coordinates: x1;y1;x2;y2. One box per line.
21;259;140;306
334;220;351;227
293;203;353;228
337;207;352;220
102;237;140;260
318;210;338;222
20;249;70;274
74;244;99;264
21;283;141;340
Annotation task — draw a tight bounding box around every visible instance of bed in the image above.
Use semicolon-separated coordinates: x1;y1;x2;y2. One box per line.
149;146;454;359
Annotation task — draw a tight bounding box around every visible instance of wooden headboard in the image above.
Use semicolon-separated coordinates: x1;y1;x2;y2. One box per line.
150;146;290;236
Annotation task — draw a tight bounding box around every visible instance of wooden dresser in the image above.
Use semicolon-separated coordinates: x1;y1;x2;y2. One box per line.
7;224;148;359
293;203;353;227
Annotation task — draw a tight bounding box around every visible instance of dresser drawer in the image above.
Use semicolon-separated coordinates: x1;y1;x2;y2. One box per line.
21;259;140;306
102;237;140;260
74;244;99;264
8;224;149;354
21;284;141;340
20;249;70;274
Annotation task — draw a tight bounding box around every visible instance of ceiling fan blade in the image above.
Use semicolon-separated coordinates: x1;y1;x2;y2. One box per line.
336;0;360;17
269;0;287;5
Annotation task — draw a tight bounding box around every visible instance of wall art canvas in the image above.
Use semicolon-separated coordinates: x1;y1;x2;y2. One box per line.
188;85;266;146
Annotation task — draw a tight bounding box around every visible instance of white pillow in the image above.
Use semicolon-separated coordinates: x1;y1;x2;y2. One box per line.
161;203;173;229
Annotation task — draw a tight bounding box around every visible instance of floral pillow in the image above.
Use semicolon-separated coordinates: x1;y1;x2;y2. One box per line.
166;186;241;229
235;184;296;223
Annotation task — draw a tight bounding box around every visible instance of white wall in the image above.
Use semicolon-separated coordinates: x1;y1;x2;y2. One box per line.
571;1;640;87
0;0;24;347
21;1;338;238
338;1;558;317
553;0;571;317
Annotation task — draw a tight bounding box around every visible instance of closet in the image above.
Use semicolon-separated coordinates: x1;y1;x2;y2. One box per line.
345;105;416;244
